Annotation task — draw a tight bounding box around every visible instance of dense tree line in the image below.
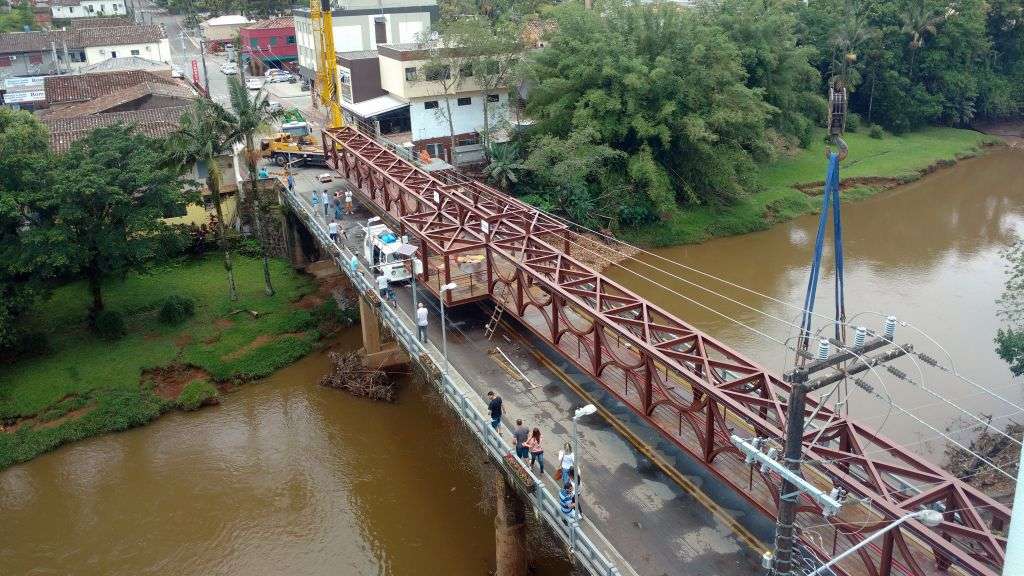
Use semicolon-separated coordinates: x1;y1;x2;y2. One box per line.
462;0;1022;228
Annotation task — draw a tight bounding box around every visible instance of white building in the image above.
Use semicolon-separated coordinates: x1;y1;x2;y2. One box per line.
292;0;436;83
51;0;126;19
76;25;171;65
200;14;251;43
0;23;169;80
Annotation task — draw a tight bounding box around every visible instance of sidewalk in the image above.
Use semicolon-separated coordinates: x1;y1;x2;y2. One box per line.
284;170;766;576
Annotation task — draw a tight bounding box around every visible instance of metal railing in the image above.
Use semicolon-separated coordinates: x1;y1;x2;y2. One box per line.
281;189;623;576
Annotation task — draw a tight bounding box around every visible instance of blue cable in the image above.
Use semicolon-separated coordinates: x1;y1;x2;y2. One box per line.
798;153;842;356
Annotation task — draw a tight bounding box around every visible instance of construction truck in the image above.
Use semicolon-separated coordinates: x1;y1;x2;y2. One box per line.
259;119;328;167
363;217;413;284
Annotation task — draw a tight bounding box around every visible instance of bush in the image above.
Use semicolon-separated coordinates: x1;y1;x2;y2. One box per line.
0;330;50;360
92;310;126;341
237;238;264;258
845;112;861;133
158;295;195;325
869;125;885;139
177;380;218;411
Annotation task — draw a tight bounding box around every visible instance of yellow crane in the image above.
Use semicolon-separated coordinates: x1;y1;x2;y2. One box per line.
310;0;344;129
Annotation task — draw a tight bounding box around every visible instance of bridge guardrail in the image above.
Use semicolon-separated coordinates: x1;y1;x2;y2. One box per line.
281;190;624;576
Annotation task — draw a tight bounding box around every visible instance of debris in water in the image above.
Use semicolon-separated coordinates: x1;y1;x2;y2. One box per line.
319;351;397;402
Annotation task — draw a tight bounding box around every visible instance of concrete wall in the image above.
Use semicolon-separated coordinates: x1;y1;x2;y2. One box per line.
0;51;60;77
293;9;431;75
51;0;125;19
83;38;170;64
408;91;508;141
379;54;488;100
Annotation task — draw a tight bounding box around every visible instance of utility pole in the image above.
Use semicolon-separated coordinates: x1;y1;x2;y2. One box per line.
769;329;911;576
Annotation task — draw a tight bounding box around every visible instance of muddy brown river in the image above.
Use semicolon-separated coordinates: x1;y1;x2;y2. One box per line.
1;147;1021;574
609;146;1024;457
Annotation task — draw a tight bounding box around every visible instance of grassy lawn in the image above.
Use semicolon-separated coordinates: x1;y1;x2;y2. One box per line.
0;255;327;468
623;127;1000;247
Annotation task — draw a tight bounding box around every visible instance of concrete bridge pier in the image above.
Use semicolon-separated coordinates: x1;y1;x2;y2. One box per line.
283;210;319;270
357;295;409;370
494;471;528;576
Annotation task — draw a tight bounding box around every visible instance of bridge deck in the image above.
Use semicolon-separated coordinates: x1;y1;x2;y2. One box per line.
285;169;764;575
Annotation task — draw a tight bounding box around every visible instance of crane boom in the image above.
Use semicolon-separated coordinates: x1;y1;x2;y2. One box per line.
310;0;343;129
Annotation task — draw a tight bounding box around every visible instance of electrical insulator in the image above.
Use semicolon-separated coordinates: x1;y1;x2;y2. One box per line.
854;326;867;348
883;315;897;340
817;338;831;360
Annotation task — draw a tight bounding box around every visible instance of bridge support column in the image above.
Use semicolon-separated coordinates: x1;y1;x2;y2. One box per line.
494;470;528;576
358;294;409;369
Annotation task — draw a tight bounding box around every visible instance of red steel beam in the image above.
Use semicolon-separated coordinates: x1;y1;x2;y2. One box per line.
323;126;1009;576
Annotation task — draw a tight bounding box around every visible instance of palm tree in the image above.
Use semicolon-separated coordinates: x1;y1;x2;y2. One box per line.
901;1;947;77
483;142;526;191
167;100;240;301
227;75;284;297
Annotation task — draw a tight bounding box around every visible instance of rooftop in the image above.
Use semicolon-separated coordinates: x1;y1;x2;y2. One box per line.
63;16;132;28
42;80;194;120
75;24;165;47
242;16;293;30
77;55;171;73
44;70;179;105
337;49;377;61
203;14;250;27
0;30;58;54
43;106;188;152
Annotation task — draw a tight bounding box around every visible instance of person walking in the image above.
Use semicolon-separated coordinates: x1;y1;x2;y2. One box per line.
322;188;330;219
513;419;529;461
559;481;580;523
486;391;503;431
333;191;342;221
376;273;389;300
416;302;428;342
557;443;575;487
344;189;354;214
328;220;339;243
311;189;320;213
523;427;544;473
286;172;295;192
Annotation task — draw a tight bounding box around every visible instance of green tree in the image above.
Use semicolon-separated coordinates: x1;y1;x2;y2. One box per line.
167;100;241;302
0;109;53;347
482;142;526;190
996;241;1024;375
0;1;36;33
29;126;191;316
227;75;283;297
421;43;469;162
523;0;771;220
705;0;824;146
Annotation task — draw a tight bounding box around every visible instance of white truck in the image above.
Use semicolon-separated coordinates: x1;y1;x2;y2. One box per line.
363;217;413;283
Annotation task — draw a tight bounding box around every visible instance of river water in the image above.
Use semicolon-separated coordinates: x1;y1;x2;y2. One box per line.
0;330;570;575
2;148;1021;573
609;147;1024;458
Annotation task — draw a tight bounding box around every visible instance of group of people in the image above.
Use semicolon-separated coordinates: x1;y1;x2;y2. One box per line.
489;391;583;523
310;187;355;244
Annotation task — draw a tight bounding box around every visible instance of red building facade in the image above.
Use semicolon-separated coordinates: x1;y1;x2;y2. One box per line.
239;16;296;69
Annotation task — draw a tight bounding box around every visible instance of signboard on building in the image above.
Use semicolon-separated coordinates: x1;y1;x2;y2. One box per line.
191;60;200;85
4;90;46;103
3;76;45;90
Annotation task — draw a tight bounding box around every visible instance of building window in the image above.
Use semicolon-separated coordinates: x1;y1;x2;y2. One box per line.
250;38;259;48
404;67;417;82
425;143;445;160
86;4;94;12
130;49;140;56
459;63;473;78
424;65;450;81
374;17;387;44
287;35;295;44
424;100;438;110
486;94;499;103
457;136;479;147
68;6;74;12
29;53;42;64
269;36;278;46
457;97;471;106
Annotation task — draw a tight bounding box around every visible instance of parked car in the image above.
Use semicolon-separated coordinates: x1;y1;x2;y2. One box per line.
245;77;264;90
267;101;283;113
220;64;238;75
265;69;293;83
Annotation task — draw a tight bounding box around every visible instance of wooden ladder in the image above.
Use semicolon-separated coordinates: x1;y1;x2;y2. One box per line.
484;285;510;340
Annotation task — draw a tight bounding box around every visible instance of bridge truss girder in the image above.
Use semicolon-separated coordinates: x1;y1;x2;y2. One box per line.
323;126;1009;576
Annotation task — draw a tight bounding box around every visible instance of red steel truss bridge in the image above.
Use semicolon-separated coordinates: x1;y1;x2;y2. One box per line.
321;126;1010;576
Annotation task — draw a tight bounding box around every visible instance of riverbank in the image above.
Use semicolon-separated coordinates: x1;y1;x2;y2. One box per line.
622;127;1001;247
0;255;353;469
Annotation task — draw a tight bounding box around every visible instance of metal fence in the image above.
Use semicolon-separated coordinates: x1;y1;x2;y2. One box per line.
281;189;624;576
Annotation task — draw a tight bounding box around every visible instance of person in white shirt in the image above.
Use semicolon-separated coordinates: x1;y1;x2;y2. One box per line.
328;221;339;242
344;190;354;214
557;443;575;488
376;274;388;299
416;302;428;342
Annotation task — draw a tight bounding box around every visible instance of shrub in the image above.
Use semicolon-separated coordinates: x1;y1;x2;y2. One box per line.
845;112;861;133
0;330;50;359
177;380;218;411
237;238;264;258
158;295;196;325
92;310;126;341
869;125;885;139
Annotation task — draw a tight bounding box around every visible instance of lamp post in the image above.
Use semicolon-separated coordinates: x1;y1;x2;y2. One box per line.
440;282;457;375
807;509;943;576
568;404;597;551
411;257;423;318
